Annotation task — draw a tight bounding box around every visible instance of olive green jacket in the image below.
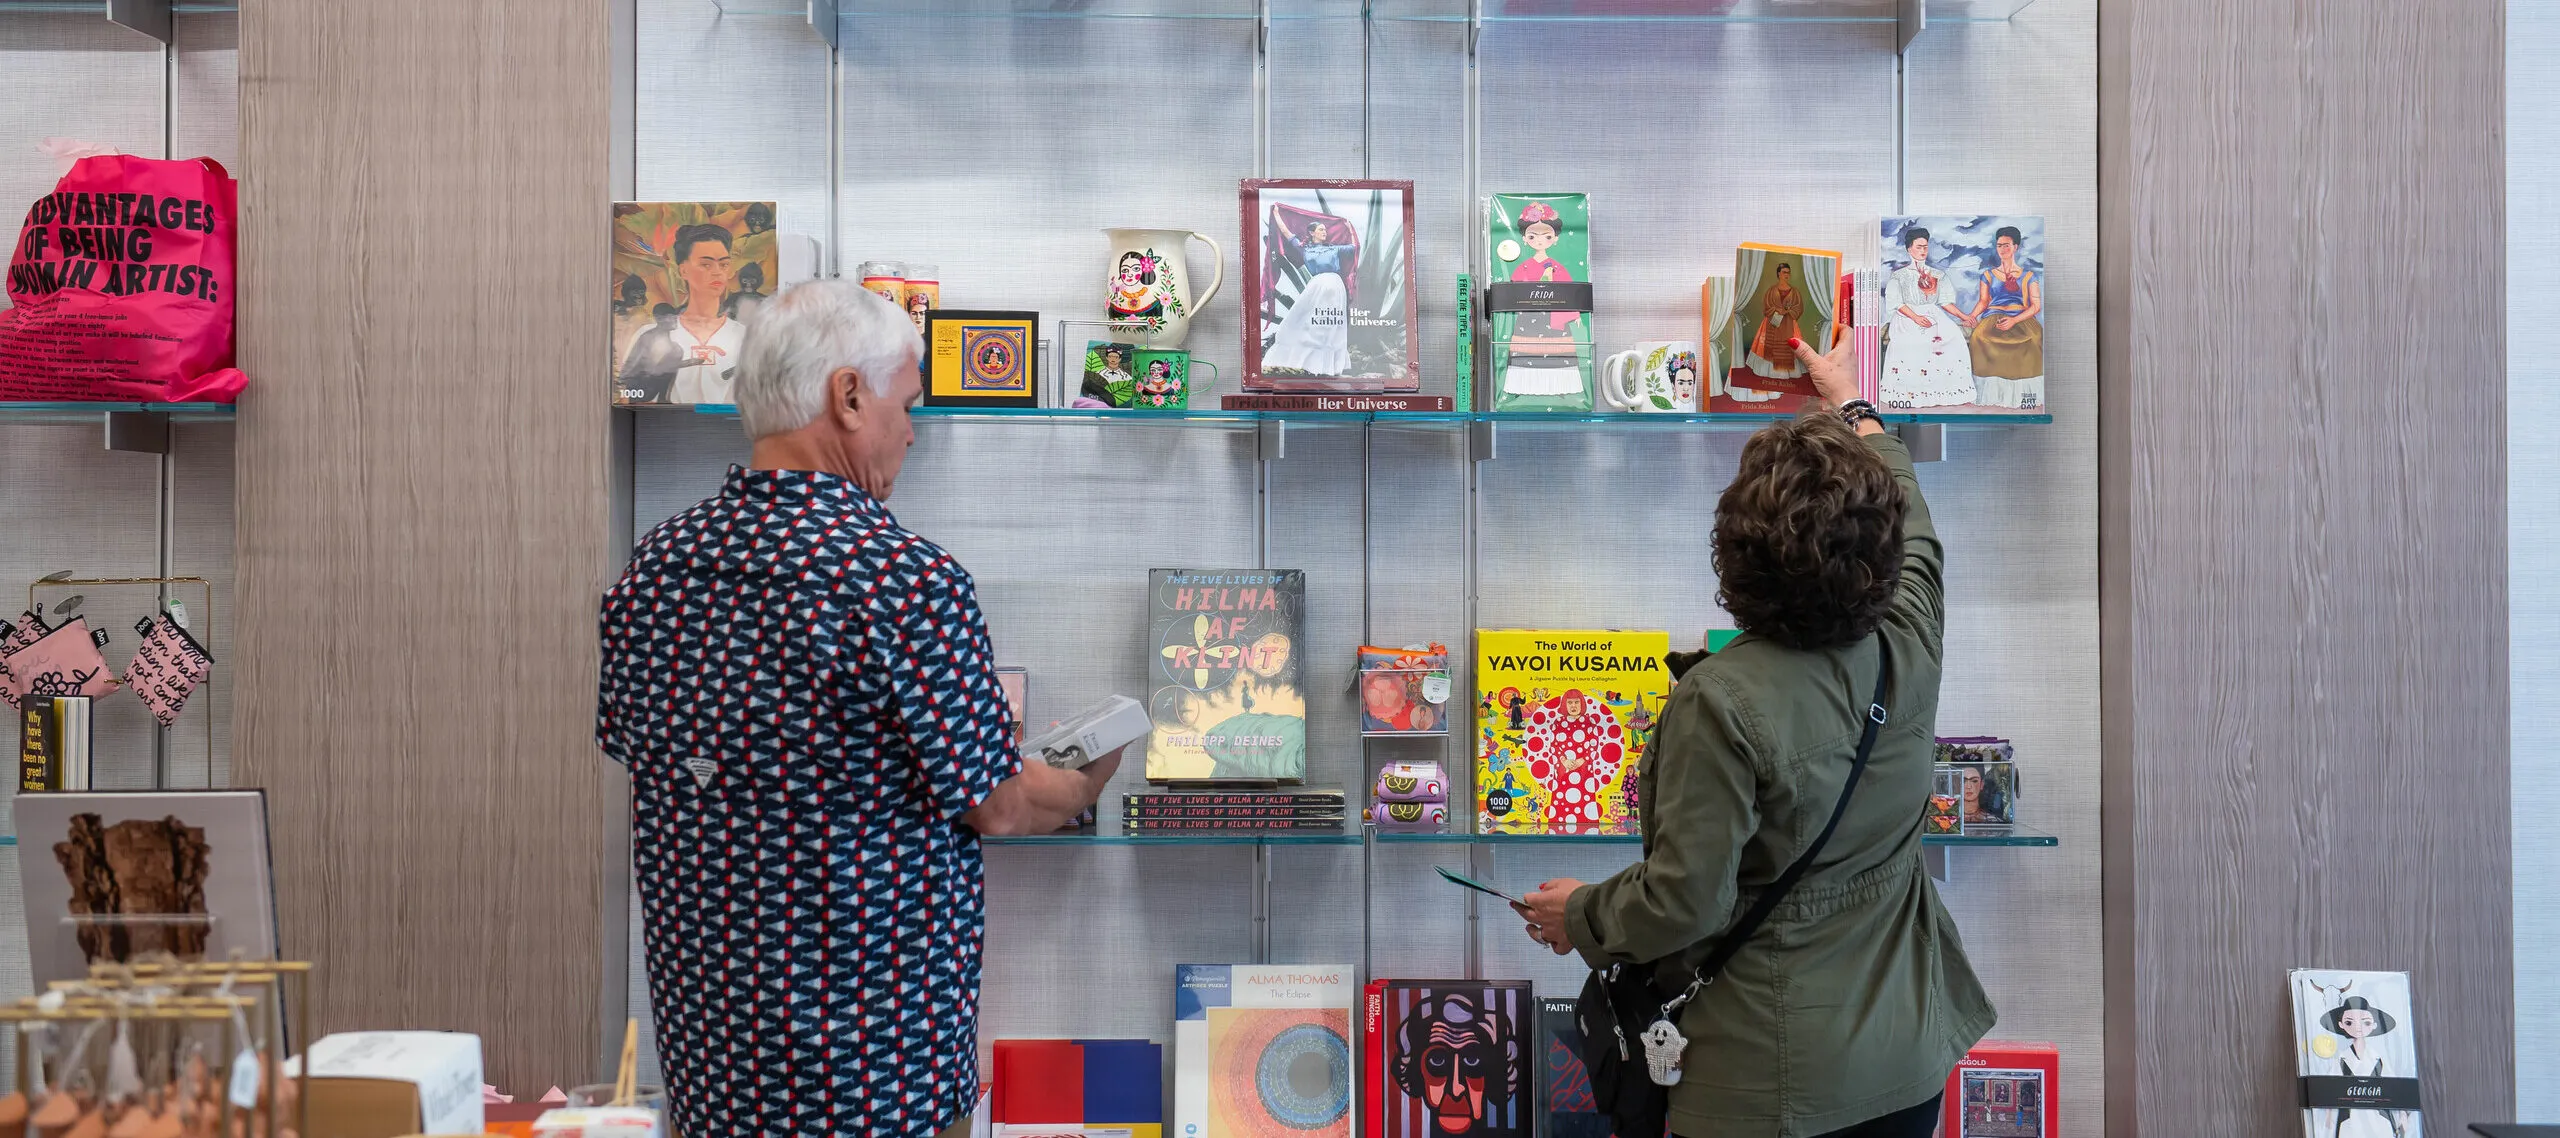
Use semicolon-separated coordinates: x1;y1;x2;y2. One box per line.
1565;431;1994;1137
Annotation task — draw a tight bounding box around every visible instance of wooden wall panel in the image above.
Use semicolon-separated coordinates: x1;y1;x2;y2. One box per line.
2099;0;2511;1133
233;0;612;1090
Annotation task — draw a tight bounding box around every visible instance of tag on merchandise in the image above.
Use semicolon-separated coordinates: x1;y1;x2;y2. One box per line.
228;1049;261;1109
167;600;189;630
1421;673;1451;704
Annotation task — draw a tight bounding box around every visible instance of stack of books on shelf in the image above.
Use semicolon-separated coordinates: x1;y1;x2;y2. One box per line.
1121;789;1346;834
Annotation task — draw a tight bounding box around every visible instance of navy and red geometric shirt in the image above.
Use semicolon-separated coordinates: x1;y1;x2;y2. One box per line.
596;464;1022;1138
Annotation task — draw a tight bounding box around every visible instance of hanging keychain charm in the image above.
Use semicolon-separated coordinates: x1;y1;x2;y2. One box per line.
1639;1016;1686;1086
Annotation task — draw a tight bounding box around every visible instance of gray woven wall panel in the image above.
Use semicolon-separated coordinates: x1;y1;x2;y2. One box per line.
835;14;1258;393
1479;20;1894;350
1907;10;2100;1132
636;2;833;268
170;423;236;790
2516;1;2560;1120
175;13;238;171
0;15;161;237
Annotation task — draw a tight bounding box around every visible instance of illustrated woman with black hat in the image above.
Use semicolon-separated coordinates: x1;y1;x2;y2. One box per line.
2321;997;2407;1138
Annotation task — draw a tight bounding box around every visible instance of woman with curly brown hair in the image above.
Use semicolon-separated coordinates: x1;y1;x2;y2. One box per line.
1514;335;1993;1138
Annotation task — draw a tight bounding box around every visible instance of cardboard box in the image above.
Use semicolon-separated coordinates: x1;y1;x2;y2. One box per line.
288;1031;486;1138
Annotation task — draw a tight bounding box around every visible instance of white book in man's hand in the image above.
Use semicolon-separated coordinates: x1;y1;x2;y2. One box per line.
1021;695;1149;770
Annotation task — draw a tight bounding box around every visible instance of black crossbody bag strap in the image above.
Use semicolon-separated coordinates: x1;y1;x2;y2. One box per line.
1663;634;1894;1010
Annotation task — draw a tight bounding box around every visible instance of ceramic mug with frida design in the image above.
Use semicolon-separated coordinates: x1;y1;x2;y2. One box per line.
1600;340;1703;413
1104;227;1224;349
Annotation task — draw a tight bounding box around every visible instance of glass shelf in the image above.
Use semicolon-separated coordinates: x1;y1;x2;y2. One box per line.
841;1;1262;18
821;0;2036;24
0;402;237;424
1476;0;2036;21
984;825;2053;848
1927;825;2057;847
649;404;2043;428
1372;825;2056;847
0;2;235;11
1480;410;2050;428
1374;828;1642;844
982;829;1362;846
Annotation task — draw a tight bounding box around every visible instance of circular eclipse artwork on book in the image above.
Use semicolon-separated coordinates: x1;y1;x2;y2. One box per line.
961;326;1026;390
1208;1007;1350;1137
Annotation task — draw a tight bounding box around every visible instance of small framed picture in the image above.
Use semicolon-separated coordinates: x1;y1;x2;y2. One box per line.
1240;178;1419;393
925;309;1040;408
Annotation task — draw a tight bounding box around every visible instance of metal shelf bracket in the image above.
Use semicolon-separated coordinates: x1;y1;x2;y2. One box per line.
106;0;170;45
103;411;171;454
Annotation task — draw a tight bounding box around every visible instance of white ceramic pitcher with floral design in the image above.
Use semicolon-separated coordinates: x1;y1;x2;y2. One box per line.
1104;227;1223;348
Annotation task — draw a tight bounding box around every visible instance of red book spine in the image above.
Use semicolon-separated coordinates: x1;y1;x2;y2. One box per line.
1364;980;1387;1138
1218;394;1455;412
1121;817;1346;832
1123;804;1350;819
1124;793;1348;807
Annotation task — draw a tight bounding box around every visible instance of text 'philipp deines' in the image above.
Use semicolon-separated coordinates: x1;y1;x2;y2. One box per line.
9;191;222;302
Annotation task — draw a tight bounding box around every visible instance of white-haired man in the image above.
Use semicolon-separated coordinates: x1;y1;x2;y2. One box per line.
596;280;1117;1137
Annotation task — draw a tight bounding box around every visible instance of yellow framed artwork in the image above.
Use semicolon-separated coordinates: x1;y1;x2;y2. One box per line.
924;309;1040;408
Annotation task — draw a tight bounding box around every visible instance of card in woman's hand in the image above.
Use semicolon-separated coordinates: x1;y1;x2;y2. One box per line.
1433;864;1526;908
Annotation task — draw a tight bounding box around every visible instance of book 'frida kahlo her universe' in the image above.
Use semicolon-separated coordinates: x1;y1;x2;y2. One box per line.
2291;969;2422;1138
1475;630;1668;835
1242;179;1419;393
1176;964;1354;1138
1147;570;1307;783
